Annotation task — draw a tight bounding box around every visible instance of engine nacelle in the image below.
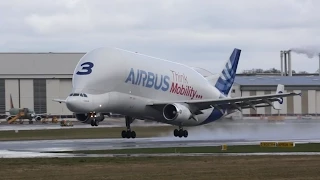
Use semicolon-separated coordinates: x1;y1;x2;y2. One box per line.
163;103;192;122
75;113;91;123
75;113;105;124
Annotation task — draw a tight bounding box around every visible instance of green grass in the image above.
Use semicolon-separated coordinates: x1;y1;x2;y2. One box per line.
56;143;320;154
0;126;174;141
0;156;319;180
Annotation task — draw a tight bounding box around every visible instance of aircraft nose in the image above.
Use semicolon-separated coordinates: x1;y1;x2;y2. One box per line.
66;97;79;112
66;96;94;113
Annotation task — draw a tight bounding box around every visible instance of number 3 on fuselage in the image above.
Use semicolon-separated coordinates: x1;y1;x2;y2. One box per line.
76;62;94;75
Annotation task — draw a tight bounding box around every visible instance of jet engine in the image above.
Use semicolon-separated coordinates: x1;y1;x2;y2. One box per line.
75;113;105;124
163;103;192;122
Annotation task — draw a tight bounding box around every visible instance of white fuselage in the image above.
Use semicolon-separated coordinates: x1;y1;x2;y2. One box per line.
66;47;227;126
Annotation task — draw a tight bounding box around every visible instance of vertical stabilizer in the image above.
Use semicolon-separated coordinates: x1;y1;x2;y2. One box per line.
214;48;241;96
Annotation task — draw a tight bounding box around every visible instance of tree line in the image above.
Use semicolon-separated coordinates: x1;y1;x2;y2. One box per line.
241;68;309;74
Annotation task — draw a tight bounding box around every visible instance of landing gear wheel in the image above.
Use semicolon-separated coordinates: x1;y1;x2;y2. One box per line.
178;129;183;138
183;130;188;138
131;131;136;139
94;119;99;126
90;119;95;126
174;129;179;137
121;130;126;138
126;130;132;139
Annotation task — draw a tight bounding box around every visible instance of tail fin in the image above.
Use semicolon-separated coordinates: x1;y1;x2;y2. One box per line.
10;94;14;109
214;48;241;96
273;84;284;110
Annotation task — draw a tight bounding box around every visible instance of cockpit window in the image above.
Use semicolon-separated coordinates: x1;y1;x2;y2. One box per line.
69;93;87;97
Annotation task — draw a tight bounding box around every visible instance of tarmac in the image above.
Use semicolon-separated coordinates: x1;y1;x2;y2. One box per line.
1;118;320;158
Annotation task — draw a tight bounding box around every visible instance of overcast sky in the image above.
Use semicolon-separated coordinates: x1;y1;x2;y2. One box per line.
0;0;319;73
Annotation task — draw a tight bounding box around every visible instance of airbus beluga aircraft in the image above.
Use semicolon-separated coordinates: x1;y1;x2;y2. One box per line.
53;47;300;139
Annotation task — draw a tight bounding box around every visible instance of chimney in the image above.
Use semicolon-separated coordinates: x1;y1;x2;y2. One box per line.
280;51;284;76
284;51;288;76
319;53;320;76
288;50;292;76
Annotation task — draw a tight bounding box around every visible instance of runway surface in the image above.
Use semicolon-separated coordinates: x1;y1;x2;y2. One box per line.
0;137;320;158
1;118;320;158
0;118;319;131
0;122;167;131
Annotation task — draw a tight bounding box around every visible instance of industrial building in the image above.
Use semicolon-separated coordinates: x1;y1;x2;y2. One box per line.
0;52;85;117
1;51;320;117
232;76;320;116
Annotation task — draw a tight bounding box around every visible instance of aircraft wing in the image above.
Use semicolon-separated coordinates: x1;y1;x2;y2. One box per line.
147;89;300;114
35;113;51;116
52;99;67;103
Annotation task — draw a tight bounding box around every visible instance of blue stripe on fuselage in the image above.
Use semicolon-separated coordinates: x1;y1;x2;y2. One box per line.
199;108;225;125
199;93;227;125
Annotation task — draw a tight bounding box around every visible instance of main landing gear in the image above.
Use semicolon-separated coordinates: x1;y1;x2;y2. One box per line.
174;127;188;138
121;116;136;139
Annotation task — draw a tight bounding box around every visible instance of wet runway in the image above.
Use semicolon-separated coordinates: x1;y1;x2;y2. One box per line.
2;150;320;158
0;122;166;131
1;118;320;158
0;137;320;158
0;137;262;153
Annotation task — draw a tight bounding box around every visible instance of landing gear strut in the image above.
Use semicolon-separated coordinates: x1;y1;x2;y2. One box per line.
90;112;99;126
121;116;136;139
173;126;188;138
90;119;99;126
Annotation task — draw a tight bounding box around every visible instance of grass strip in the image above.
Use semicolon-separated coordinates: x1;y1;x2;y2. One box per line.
57;143;320;154
0;126;174;141
0;156;319;180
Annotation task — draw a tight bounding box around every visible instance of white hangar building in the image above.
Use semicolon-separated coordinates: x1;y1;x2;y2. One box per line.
0;52;85;117
0;52;319;117
232;76;320;116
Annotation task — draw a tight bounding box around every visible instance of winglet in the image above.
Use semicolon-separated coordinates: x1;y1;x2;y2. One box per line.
272;84;284;110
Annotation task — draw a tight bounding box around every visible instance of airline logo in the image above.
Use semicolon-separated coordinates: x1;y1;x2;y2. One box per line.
125;68;203;99
125;68;170;91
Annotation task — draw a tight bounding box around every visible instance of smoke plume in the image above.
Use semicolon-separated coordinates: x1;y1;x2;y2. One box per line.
289;46;320;58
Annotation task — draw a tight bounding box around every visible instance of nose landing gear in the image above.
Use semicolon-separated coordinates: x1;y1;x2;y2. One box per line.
90;118;99;126
89;112;99;126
